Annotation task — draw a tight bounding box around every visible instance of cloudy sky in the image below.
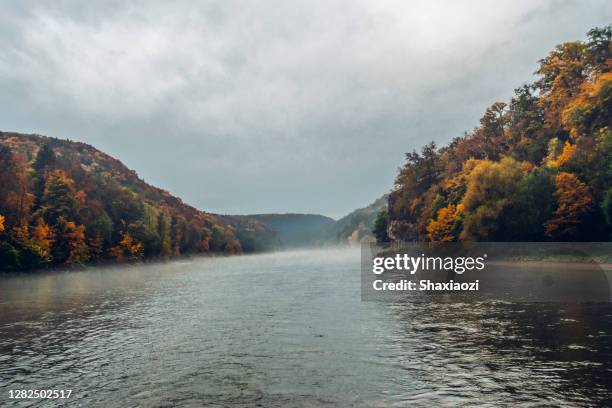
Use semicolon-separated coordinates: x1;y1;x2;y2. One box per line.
1;1;610;218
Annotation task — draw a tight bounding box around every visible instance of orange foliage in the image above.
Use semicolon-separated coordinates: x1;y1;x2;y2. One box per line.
427;204;464;242
544;172;593;239
61;219;90;265
1;132;259;271
562;72;612;136
31;218;54;255
114;232;144;260
556;142;576;167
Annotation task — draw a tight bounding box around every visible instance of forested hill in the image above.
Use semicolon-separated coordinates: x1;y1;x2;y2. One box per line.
242;214;335;247
324;195;388;244
383;26;612;243
244;196;388;247
0;132;276;271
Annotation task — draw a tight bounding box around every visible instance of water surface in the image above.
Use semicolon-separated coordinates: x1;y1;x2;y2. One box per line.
1;248;611;406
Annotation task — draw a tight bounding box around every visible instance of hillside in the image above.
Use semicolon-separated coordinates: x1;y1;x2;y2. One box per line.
0;132;276;271
243;214;335;247
244;196;388;247
323;195;388;244
384;26;612;243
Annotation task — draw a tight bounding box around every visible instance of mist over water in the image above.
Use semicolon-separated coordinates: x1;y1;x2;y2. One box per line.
1;248;612;406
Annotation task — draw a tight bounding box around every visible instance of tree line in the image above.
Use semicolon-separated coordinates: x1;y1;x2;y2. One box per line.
0;136;247;271
375;26;611;243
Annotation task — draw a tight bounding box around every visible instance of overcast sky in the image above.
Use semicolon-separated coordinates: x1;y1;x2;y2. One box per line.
1;1;610;218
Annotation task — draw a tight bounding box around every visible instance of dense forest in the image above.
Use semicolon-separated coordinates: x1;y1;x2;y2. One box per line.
377;26;612;243
0;133;276;271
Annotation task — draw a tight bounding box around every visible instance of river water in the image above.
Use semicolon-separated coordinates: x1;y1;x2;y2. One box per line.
1;248;611;407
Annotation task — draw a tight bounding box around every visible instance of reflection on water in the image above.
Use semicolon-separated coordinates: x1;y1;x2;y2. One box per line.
1;249;611;407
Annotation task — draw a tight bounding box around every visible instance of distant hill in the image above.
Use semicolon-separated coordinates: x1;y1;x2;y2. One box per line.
324;195;388;244
245;196;388;248
243;214;335;247
0;132;276;271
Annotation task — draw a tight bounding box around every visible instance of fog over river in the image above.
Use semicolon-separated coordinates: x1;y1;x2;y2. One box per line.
1;248;611;407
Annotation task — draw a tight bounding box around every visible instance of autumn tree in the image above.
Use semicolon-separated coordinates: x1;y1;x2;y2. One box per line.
15;217;55;269
506;85;547;162
386;26;612;243
427;204;463;242
389;142;442;236
0;146;32;228
30;218;54;262
224;239;242;254
479;102;507;160
0;130;254;271
460;158;525;241
109;232;143;261
536;41;589;99
127;203;160;256
544;172;593;240
54;217;90;265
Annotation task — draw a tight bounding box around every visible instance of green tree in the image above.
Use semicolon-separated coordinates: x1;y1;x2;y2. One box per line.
88;211;114;250
513;167;556;240
32;144;58;212
40;170;79;226
603;188;612;231
585;25;611;72
373;208;389;243
460;158;525;241
157;212;173;256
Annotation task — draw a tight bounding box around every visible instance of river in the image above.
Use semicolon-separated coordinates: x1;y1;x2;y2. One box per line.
1;248;611;407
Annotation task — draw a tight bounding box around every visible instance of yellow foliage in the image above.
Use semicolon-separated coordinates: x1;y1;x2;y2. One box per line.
31;218;54;258
427;204;464;242
117;232;144;260
61;220;90;265
0;214;4;233
544;138;562;167
75;190;87;205
562;72;612;136
459;157;525;240
556;142;576;167
441;159;480;204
